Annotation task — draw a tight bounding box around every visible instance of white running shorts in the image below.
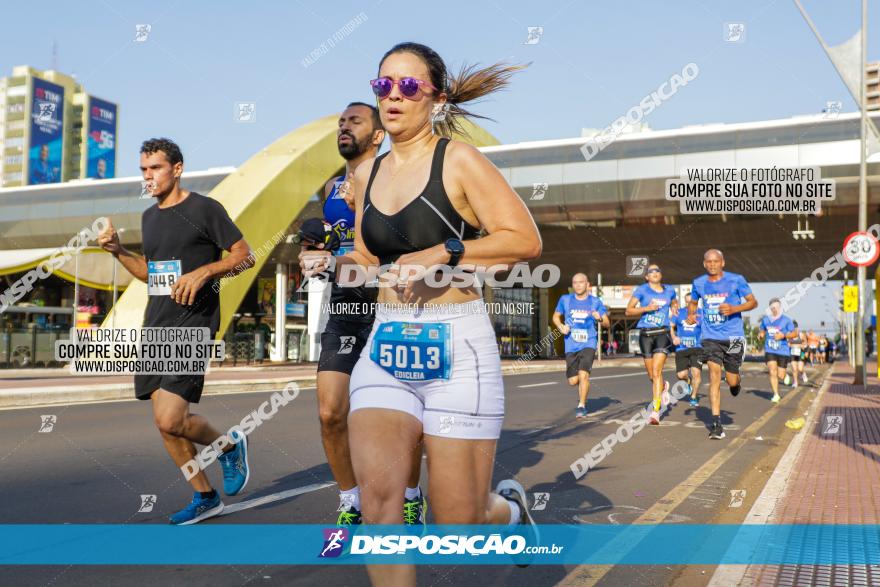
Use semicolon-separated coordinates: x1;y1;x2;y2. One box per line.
349;300;505;440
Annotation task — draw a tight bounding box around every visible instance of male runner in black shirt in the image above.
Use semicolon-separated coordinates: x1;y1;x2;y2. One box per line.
99;138;255;525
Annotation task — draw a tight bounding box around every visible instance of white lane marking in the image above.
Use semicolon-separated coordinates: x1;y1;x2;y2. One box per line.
517;371;646;388
221;481;335;515
571;505;692;525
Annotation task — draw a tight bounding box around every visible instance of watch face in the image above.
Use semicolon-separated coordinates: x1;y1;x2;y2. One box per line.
447;239;465;254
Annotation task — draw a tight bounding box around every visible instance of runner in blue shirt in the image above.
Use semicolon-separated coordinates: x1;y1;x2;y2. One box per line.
670;293;702;407
553;273;610;419
758;298;796;404
687;249;758;440
625;264;677;424
788;322;807;387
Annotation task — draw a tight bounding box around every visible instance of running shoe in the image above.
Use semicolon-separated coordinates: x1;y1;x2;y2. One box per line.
709;422;726;439
169;492;224;525
783;374;792;386
575;405;587;419
801;373;808;384
217;430;250;496
337;504;363;526
495;479;539;568
649;410;660;425
689;396;699;407
404;488;427;528
771;393;781;403
729;383;741;397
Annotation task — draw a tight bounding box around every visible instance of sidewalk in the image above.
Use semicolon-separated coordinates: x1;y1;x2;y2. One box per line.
719;359;880;586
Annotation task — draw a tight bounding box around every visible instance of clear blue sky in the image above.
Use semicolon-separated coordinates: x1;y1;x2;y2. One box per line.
3;0;875;176
2;0;876;332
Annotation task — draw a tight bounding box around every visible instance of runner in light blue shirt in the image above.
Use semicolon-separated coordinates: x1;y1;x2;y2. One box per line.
553;273;610;419
626;264;676;424
758;297;796;404
670;293;703;407
687;249;758;440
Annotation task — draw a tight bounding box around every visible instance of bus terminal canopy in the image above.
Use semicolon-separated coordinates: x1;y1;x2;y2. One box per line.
0;247;133;291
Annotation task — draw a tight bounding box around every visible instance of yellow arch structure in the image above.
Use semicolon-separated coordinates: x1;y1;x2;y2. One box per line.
102;114;499;338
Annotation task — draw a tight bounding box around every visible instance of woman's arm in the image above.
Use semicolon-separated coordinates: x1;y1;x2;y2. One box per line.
446;142;542;266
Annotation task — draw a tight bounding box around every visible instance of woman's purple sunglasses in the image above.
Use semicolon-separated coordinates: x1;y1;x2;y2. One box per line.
370;77;437;99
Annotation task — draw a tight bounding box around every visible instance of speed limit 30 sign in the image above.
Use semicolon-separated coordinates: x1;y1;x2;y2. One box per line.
843;231;880;267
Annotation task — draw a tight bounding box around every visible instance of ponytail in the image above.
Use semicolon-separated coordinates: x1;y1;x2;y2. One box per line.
378;42;527;137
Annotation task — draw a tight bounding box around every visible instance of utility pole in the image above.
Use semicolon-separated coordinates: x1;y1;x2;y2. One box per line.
854;0;868;384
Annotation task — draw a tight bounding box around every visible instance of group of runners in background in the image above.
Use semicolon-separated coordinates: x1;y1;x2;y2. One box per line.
555;249;836;440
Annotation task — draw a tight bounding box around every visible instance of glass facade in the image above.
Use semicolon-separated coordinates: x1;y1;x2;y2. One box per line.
490;287;538;358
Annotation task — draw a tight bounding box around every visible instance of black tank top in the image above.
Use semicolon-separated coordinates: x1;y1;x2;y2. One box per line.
361;137;480;265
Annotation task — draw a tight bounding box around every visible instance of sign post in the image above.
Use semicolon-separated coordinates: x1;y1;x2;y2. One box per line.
843;231;879;384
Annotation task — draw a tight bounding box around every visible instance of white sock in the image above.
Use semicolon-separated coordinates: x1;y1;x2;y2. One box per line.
507;499;522;525
340;486;360;510
404;486;420;500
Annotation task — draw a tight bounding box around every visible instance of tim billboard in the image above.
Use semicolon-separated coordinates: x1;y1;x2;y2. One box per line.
28;78;64;185
86;97;117;179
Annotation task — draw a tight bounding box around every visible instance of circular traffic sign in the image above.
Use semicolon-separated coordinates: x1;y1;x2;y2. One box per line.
842;231;880;266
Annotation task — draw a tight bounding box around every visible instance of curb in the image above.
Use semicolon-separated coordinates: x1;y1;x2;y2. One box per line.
707;367;834;586
0;377;318;409
0;362;570;409
0;358;794;409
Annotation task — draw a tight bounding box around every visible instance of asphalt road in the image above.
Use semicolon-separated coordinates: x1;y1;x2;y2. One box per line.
0;361;829;586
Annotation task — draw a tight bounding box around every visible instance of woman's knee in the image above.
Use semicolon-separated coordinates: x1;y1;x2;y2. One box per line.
427;484;487;524
432;506;486;525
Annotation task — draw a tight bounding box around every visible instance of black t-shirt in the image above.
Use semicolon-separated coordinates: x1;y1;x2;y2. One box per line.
141;192;242;331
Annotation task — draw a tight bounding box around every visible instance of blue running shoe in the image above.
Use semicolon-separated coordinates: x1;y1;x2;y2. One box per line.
169;492;224;525
689;396;699;407
217;431;250;496
575;406;587;419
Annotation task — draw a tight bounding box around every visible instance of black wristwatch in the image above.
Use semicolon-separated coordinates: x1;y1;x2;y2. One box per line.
444;238;465;267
